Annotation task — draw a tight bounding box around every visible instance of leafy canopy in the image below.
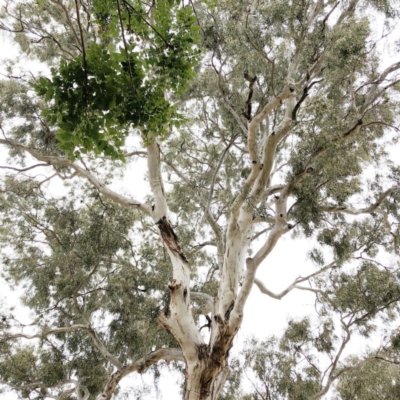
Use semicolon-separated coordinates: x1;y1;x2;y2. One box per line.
35;0;200;160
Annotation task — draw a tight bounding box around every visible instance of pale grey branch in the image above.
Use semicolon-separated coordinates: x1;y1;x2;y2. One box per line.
0;138;151;215
96;348;184;400
254;261;337;299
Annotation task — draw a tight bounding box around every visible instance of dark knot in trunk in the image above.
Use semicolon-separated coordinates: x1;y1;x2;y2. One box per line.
156;216;188;263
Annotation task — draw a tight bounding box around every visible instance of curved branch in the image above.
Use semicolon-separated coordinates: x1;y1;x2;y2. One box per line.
0;138;151;215
320;186;400;215
96;348;184;400
86;326;124;370
254;260;337;299
71;380;90;400
0;163;50;173
1;323;123;370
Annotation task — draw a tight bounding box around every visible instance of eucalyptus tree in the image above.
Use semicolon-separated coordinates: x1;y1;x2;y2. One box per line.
1;0;400;399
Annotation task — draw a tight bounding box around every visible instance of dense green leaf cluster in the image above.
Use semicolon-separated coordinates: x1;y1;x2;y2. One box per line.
34;0;200;160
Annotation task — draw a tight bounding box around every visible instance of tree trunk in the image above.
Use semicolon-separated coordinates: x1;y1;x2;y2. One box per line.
147;138;284;400
184;346;231;400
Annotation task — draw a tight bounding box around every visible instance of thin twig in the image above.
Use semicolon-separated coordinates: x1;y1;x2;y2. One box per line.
74;0;88;105
116;0;136;94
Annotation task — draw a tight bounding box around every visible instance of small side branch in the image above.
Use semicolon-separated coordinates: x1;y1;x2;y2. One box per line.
249;85;294;130
131;347;184;373
212;54;248;135
310;324;352;400
254;279;323;299
362;60;400;110
254;260;337;299
0;163;50;173
2;323;123;370
252;225;288;269
191;292;214;314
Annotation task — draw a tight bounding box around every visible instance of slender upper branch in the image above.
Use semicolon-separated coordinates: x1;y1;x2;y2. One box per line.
146;139;168;220
255;279;324;299
207;134;238;213
220;96;248;136
362;60;400;110
49;0;83;51
310;325;352;400
0;163;50;172
1;324;88;341
86;326;124;370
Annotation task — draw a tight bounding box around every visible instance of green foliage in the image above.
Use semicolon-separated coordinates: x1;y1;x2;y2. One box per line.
328;264;400;323
336;356;400;400
324;17;371;76
34;0;200;160
0;79;59;156
0;178;178;395
234;330;325;400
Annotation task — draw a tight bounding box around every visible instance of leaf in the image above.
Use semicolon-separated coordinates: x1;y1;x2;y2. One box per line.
44;87;54;102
